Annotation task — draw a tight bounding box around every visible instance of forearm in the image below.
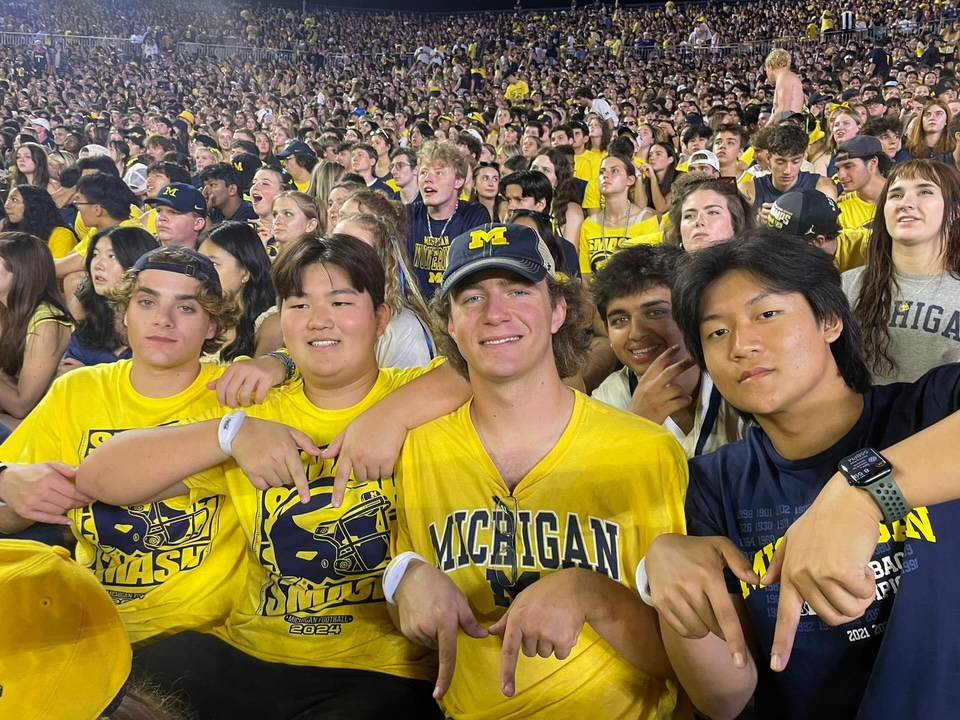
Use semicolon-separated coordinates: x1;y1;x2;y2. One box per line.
376;363;471;431
578;569;673;679
879;410;960;509
0;505;33;533
55;252;84;279
661;618;756;720
76;420;224;504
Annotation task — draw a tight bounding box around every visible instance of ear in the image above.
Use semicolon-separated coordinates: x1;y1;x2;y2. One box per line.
822;313;843;344
454;175;466;190
305;218;319;234
551;292;567;335
374;302;391;338
205;319;217;341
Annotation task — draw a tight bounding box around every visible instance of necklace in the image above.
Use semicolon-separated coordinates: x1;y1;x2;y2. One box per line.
600;202;633;247
898;273;941;312
427;200;458;239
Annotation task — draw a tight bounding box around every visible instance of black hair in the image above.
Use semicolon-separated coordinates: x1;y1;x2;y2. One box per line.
76;172;138;220
198;222;275;362
75;227;159;352
501;170;553;208
502;155;529;174
767;124;809;157
199;162;242;190
76;155;120;177
7;184;70;241
146;161;191;185
272;233;385;310
711;123;750;151
672;231;871;394
592;244;685;321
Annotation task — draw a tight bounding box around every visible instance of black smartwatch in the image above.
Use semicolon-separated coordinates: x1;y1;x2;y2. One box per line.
837;448;910;524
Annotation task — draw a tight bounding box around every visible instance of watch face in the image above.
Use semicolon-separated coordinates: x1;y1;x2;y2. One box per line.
840;448;892;487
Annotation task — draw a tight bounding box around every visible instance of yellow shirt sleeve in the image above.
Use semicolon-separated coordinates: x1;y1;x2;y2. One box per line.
47;226;78;258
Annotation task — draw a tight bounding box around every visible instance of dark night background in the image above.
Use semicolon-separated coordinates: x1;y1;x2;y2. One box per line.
303;0;625;13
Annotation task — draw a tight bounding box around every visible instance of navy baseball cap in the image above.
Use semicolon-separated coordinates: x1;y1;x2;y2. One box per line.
439;223;556;299
145;183;207;215
276;139;316;159
767;190;841;238
836;135;885;163
131;246;222;296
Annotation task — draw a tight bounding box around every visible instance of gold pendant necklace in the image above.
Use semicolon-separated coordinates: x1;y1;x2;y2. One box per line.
898;273;940;312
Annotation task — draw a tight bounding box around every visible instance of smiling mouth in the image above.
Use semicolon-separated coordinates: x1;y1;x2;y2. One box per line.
481;336;520;346
309;340;339;347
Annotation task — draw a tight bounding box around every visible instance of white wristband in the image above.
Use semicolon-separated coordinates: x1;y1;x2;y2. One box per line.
218;410;247;457
383;551;427;605
635;556;655;607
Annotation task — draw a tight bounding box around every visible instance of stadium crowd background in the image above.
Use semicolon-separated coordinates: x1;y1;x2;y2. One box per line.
1;0;960;717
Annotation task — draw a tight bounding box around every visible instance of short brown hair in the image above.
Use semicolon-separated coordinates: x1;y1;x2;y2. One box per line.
429;276;591;379
110;247;238;356
418;140;469;181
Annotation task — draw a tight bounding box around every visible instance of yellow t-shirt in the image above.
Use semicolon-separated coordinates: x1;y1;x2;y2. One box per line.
837;191;876;232
580;212;661;275
73;204;143;252
27;301;73;337
73;216;145;258
47;226;78;258
393;392;689;720
184;362;442;676
835;227;871;272
142;206;158;235
505;80;530;102
624;230;665;247
295;179;309;193
573;150;602;185
0;360;245;646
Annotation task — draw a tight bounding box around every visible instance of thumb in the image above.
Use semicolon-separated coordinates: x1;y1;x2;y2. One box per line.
320;431;344;458
760;537;786;587
488;611;508;637
292;429;321;457
47;461;78;479
717;537;760;586
458;602;489;640
206;379;217;390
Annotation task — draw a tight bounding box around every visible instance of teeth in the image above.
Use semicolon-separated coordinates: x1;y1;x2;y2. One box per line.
310;340;338;347
631;345;658;354
482;336;520;345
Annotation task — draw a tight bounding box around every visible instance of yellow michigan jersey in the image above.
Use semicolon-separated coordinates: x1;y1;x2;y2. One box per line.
73;204;144;256
837;191;876;232
580;213;661;276
836;227;871;273
0;360;244;646
573;149;603;185
393;392;689;719
183;361;442;678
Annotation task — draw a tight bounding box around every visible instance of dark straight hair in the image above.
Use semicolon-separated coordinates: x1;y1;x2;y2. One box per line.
272;233;386;310
672;230;871;394
199;222;275;362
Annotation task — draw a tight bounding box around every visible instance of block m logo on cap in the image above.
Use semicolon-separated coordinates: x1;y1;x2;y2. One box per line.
468;225;510;251
162;186;179;198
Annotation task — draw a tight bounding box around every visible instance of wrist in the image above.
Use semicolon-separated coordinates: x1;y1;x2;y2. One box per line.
829;472;885;524
0;463;7;506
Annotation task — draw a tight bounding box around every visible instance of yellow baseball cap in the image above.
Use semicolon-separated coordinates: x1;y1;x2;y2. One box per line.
0;540;131;720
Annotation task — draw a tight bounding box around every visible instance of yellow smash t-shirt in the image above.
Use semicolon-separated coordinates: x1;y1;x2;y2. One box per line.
580;213;661;275
183;361;443;677
0;360;245;646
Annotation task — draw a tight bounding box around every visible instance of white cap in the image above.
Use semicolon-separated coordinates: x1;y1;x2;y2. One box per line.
688;149;720;172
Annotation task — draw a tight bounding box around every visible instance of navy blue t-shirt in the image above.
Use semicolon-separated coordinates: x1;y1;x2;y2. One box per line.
405;199;491;298
688;364;960;720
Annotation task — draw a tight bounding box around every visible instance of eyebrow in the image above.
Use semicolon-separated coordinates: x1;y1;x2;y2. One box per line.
700;291;771;325
136;286;201;302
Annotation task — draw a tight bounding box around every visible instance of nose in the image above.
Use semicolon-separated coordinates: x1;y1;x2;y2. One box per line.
307;304;334;330
153;301;175;328
728;321;761;360
482;289;511;324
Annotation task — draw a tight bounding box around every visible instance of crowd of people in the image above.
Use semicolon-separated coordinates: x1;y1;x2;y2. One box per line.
1;0;960;718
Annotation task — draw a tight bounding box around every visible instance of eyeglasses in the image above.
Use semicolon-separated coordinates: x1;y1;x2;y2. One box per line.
390;162;412;171
492;494;518;588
